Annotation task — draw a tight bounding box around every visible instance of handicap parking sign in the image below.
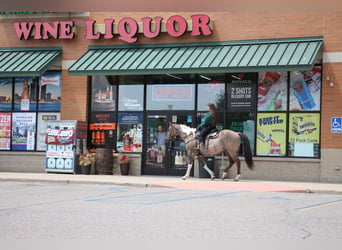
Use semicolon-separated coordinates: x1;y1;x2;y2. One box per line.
331;117;342;133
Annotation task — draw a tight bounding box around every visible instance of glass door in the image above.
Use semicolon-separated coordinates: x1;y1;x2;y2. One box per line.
143;112;194;176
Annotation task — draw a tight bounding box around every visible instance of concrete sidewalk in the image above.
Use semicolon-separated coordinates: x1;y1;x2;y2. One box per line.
1;172;342;194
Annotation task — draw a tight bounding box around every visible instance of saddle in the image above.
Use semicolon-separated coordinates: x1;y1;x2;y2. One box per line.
195;128;220;149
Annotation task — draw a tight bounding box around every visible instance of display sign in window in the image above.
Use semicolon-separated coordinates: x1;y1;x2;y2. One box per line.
11;112;36;150
147;84;195;110
227;73;257;112
289;67;321;111
117;112;143;152
257;72;288;111
288;113;320;157
256;113;287;156
0;113;11;150
0;78;12;111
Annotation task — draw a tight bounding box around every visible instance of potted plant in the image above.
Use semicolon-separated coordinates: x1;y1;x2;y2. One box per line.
79;152;95;174
118;152;130;175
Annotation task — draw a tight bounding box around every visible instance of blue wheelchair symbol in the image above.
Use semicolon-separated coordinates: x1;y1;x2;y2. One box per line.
331;117;342;133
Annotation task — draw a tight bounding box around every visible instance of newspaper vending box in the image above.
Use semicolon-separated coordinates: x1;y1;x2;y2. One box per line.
45;120;87;173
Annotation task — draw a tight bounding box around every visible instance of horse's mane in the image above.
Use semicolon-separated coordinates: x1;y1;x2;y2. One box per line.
176;124;196;136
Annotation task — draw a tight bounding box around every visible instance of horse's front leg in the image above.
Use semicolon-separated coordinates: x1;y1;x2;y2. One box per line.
199;156;215;180
182;161;193;180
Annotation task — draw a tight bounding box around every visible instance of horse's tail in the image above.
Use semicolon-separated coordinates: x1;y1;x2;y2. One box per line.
239;133;254;170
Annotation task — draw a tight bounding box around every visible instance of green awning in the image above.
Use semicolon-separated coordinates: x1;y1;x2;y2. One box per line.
68;37;323;76
0;47;62;77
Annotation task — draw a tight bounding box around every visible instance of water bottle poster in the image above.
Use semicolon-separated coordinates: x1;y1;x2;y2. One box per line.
256;113;287;156
289;67;321;111
257;72;288;111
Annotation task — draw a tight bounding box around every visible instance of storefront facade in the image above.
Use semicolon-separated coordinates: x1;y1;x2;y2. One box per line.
0;12;341;183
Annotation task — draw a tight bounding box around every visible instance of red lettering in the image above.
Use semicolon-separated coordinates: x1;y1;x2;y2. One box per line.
13;22;35;40
42;21;59;39
166;15;187;37
104;18;114;39
142;16;163;38
85;20;100;39
33;22;42;39
59;21;75;39
118;17;138;43
191;14;212;36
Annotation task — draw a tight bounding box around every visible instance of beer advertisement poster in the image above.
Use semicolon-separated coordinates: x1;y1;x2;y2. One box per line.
288;113;320;157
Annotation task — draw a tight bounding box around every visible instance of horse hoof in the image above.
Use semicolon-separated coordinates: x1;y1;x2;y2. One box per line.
210;176;215;181
182;176;187;180
234;175;241;181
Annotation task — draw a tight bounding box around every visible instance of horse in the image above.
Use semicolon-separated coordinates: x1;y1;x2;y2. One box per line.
166;123;254;181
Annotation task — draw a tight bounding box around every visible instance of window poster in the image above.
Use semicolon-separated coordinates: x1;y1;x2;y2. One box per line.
258;72;288;111
0;113;11;150
227;73;257;112
289;66;321;111
89;112;116;149
11;112;36;150
14;77;37;111
91;75;116;112
117;113;143;152
36;112;60;151
288;113;320;157
119;85;144;111
0;78;12;111
256;113;287;156
38;72;61;111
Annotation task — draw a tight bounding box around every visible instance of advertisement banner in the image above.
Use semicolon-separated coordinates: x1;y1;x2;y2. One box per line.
39;71;62;111
45;127;76;145
256;113;287;156
11;112;36;150
288;113;320;157
289;67;321;111
227;73;257;112
0;113;11;150
258;72;288;111
0;78;12;111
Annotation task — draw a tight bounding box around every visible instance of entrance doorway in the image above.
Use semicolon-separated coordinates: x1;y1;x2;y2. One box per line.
143;112;195;176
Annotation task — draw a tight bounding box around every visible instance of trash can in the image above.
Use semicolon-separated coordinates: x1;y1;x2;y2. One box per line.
198;157;214;178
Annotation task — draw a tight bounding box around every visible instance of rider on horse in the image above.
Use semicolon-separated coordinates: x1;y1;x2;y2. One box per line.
197;103;218;150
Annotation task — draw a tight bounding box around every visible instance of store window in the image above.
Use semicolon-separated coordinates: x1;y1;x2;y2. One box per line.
197;73;225;111
147;74;196;110
0;71;61;152
225;112;256;154
118;85;144;111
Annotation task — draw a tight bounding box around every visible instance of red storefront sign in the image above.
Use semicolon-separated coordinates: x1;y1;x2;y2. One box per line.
13;14;213;43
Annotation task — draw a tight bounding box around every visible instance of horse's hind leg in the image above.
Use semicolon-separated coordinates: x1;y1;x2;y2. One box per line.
232;155;241;181
222;154;234;180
